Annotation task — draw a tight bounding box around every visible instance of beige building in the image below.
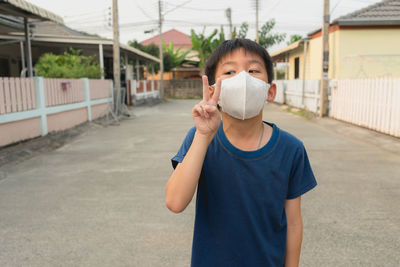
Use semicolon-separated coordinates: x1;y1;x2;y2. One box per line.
271;0;400;80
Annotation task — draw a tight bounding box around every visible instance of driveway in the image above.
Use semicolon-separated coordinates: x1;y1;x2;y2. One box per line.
0;100;399;266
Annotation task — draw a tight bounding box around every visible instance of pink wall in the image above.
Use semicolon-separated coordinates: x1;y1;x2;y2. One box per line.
1;78;112;148
89;79;110;100
44;79;85;107
91;103;108;120
47;108;88;133
0;104;109;147
0;77;36;114
0;117;41;147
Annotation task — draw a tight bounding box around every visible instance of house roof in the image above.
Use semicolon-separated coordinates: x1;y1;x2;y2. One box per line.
334;0;400;23
140;29;192;47
1;19;160;63
270;40;304;58
32;20;88;37
309;0;400;35
0;0;63;24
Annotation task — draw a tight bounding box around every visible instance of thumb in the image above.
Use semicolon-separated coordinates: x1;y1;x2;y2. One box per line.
204;104;217;114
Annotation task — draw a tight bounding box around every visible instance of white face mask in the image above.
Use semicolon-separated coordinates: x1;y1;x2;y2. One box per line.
218;71;270;120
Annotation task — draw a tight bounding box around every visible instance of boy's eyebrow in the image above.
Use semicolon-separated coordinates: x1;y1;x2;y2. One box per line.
248;59;264;66
220;61;237;67
220;59;264;67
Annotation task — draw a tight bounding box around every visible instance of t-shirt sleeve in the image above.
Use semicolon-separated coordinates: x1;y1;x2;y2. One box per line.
287;143;317;199
171;126;196;169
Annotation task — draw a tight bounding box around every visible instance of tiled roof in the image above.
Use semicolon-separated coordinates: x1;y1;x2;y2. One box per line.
33;21;88;37
308;0;400;36
0;0;64;24
334;0;400;22
140;29;192;47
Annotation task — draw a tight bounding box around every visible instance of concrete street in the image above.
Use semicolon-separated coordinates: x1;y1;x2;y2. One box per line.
0;100;399;267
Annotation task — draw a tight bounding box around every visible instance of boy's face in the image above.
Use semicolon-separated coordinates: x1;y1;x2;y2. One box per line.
209;48;276;102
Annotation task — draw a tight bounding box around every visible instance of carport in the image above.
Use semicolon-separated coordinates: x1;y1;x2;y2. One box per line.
0;0;63;77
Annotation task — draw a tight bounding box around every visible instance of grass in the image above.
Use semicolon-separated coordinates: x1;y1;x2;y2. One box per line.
285;106;315;120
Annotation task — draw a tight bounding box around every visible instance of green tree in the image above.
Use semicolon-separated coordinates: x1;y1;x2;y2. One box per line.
258;19;286;49
190;27;225;74
238;22;249;38
35;48;102;78
162;41;192;71
128;40;160;73
287;34;303;45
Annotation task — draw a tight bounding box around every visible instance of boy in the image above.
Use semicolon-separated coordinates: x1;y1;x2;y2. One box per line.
165;39;317;267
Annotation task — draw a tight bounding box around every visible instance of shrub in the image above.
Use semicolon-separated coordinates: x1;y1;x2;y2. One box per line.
35;48;102;78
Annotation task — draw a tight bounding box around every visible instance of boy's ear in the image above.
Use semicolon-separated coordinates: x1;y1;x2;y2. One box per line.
266;83;276;102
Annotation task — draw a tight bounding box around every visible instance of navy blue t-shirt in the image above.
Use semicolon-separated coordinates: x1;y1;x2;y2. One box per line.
171;121;317;267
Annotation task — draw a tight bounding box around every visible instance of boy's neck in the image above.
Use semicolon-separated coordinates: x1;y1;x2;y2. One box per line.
221;112;272;151
222;113;262;136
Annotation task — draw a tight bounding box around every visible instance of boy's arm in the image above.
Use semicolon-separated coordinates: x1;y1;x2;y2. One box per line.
165;132;213;213
284;196;303;267
165;76;221;213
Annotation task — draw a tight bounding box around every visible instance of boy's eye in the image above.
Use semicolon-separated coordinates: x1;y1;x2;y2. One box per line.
224;71;235;75
249;69;260;73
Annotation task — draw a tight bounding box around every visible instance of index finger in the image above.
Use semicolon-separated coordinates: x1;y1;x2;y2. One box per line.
211;78;221;103
202;75;210;102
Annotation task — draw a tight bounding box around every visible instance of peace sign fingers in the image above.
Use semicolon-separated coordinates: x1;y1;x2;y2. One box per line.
211;78;221;104
202;75;210;102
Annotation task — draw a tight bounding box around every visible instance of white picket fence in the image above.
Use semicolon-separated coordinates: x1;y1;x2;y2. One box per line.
274;80;320;113
330;77;400;137
128;80;160;105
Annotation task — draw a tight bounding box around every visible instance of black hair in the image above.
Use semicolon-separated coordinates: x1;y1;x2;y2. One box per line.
205;38;274;85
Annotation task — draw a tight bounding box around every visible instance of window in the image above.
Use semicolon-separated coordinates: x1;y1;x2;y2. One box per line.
294;57;300;79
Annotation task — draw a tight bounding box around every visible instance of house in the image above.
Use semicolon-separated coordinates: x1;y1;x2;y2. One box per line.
140;29;200;80
0;1;160;84
271;0;400;80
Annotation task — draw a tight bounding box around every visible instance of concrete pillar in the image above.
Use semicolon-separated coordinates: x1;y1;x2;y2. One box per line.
34;77;47;136
135;60;140;81
99;44;104;80
82;78;92;121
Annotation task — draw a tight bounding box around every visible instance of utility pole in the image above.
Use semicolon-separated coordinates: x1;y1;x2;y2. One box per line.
319;0;330;117
255;0;259;43
226;8;233;39
112;0;121;114
158;0;164;99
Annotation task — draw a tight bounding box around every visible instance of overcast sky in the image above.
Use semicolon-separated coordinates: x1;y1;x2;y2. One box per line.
28;0;380;52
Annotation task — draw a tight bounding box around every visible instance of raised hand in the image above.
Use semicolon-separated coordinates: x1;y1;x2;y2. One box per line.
192;75;221;138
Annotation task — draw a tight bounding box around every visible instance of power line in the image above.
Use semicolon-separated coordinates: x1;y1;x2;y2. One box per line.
63;9;107;18
331;0;345;15
66;18;107;24
164;0;192;15
135;3;154;19
164;2;225;12
267;0;281;13
119;20;158;28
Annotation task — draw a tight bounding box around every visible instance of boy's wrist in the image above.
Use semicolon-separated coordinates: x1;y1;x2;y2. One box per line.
194;130;216;145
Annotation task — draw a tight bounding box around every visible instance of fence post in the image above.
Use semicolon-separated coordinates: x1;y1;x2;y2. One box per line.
34;76;47;136
82;78;92;121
